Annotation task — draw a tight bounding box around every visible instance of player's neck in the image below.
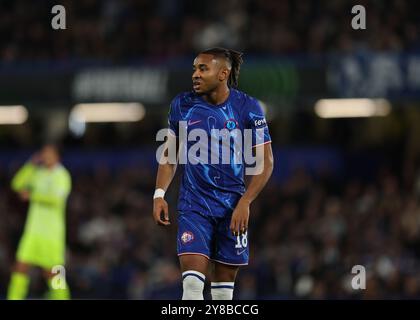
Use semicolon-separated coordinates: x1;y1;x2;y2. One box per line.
203;86;230;106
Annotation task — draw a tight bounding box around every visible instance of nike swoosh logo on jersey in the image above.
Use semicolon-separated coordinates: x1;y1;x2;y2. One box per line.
188;120;202;126
236;249;247;255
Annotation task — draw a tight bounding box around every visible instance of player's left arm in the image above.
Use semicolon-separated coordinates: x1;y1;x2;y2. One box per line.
230;142;273;236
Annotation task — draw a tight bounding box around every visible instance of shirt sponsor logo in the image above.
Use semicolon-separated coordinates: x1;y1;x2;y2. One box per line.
254;118;267;127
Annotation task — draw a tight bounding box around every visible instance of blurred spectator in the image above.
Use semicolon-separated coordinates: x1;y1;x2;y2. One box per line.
1;0;420;63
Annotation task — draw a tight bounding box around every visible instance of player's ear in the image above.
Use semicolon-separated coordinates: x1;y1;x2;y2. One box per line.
219;67;229;82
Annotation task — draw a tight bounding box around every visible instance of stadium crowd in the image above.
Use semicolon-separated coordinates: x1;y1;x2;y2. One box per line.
1;0;420;301
1;155;420;299
0;0;419;63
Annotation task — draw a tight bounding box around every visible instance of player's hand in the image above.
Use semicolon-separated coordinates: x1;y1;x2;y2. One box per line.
153;198;171;226
19;190;30;201
230;199;250;236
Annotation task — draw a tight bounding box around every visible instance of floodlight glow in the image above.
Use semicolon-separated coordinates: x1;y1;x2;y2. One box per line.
0;105;28;124
314;99;391;118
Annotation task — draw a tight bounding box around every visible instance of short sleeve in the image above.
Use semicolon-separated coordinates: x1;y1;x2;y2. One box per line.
168;95;181;137
243;98;272;147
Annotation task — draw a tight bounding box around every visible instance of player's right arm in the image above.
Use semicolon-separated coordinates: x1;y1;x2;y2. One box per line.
153;96;181;226
11;153;41;193
153;133;178;226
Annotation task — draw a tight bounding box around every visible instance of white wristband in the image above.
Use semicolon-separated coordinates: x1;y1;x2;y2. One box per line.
153;188;165;199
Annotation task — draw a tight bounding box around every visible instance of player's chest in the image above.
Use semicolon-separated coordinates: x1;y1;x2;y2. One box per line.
32;171;57;191
181;104;243;132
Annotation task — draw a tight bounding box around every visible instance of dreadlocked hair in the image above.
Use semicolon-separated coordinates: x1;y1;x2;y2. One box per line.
200;47;243;88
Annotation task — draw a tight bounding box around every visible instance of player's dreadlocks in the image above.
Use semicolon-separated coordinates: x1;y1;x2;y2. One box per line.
200;47;243;88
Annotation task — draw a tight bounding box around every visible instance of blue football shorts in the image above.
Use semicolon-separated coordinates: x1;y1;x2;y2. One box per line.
177;210;249;266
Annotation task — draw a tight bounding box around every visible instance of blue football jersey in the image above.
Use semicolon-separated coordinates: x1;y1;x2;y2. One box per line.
168;88;271;217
